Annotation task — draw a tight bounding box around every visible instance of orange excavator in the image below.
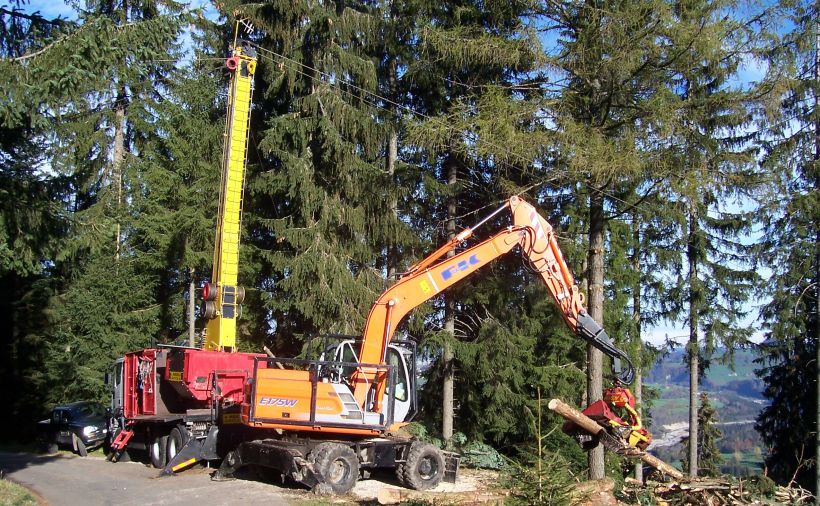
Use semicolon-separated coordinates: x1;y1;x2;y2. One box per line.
214;195;650;492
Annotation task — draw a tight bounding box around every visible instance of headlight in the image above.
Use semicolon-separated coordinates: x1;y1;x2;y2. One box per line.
82;425;98;436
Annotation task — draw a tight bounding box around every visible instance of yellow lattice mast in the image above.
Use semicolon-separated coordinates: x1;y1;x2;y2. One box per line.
201;30;257;352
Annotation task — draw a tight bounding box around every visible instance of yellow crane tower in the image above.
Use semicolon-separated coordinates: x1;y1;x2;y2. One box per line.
200;36;257;352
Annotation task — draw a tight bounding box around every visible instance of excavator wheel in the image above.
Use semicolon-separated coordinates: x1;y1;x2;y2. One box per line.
310;442;359;494
397;442;445;491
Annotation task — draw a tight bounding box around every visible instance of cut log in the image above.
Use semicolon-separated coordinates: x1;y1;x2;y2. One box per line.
548;398;685;481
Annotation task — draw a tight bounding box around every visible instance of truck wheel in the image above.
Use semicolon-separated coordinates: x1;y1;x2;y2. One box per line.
166;427;189;463
310;442;359;494
397;442;444;491
150;434;168;469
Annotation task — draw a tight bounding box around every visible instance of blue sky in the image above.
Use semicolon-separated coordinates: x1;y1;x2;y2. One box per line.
25;0;217;20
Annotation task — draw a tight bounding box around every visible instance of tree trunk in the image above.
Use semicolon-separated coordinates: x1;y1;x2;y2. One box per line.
687;203;700;479
112;1;128;260
813;19;820;501
632;217;643;482
112;87;126;260
587;185;605;479
386;57;399;281
442;152;457;442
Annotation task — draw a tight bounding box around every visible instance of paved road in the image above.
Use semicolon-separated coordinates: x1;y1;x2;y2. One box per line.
0;452;295;506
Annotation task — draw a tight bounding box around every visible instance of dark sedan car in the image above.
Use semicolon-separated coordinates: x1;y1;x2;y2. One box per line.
38;401;108;456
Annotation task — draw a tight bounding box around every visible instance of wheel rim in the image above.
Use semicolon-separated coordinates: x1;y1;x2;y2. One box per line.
328;457;350;484
150;440;160;461
418;456;438;481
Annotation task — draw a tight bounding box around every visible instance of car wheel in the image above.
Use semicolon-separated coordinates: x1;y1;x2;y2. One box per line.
396;442;444;491
166;427;189;463
45;443;58;454
150;434;168;469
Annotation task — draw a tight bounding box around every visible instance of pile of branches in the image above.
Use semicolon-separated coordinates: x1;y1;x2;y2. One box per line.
620;476;813;505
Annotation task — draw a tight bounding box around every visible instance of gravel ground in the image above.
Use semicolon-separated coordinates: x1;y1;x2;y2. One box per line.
349;468;501;502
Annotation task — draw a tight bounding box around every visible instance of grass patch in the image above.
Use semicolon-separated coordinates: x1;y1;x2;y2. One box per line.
0;479;37;506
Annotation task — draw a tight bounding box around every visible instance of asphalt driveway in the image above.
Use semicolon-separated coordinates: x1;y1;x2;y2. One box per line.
0;451;295;506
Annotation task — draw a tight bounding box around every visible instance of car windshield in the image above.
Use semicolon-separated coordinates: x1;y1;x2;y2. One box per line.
69;403;104;418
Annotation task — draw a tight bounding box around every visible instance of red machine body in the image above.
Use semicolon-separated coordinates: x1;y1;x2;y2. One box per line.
120;347;264;419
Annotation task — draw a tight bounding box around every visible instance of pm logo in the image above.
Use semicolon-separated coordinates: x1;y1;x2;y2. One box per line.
441;255;480;281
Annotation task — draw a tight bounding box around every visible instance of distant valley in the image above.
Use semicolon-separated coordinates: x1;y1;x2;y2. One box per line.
644;347;766;476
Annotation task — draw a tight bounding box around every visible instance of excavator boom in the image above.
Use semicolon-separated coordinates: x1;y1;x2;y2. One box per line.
354;196;633;399
351;195;644;447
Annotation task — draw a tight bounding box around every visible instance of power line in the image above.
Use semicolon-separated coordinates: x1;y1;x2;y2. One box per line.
248;42;675;224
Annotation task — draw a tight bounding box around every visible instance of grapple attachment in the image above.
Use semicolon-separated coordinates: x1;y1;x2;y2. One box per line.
562;386;652;451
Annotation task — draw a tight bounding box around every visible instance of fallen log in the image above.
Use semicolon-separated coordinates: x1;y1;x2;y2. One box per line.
547;398;685;481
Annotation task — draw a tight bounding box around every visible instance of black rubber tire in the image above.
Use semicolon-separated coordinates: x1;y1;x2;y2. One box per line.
74;435;88;457
166;426;189;463
149;434;168;469
397;442;444;491
310;442;359;494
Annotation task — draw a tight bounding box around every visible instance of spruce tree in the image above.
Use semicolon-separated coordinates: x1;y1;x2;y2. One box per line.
402;0;553;446
0;2;73;439
753;0;820;493
127;19;229;346
538;0;690;477
23;1;184;403
221;1;401;355
659;0;760;477
682;392;723;477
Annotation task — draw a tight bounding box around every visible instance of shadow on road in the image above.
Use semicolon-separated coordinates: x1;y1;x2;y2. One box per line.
0;451;71;475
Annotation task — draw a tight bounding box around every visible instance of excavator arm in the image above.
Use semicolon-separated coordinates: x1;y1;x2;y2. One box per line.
351;195;647;448
354;196;632;391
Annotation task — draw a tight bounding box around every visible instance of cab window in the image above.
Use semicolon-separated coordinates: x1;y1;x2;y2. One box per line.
387;349;409;402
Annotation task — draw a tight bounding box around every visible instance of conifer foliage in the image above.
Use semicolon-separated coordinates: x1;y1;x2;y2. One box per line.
682;392;723;477
753;0;820;492
0;0;818;494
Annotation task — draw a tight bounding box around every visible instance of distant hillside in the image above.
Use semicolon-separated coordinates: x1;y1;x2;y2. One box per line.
645;347;767;477
646;347;763;398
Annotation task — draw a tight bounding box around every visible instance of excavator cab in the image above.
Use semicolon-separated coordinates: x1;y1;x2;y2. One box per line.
317;336;418;424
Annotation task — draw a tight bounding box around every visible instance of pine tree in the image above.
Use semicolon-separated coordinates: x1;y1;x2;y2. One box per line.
753;0;820;493
20;1;184;403
682;392;723;477
538;0;693;477
659;0;761;477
